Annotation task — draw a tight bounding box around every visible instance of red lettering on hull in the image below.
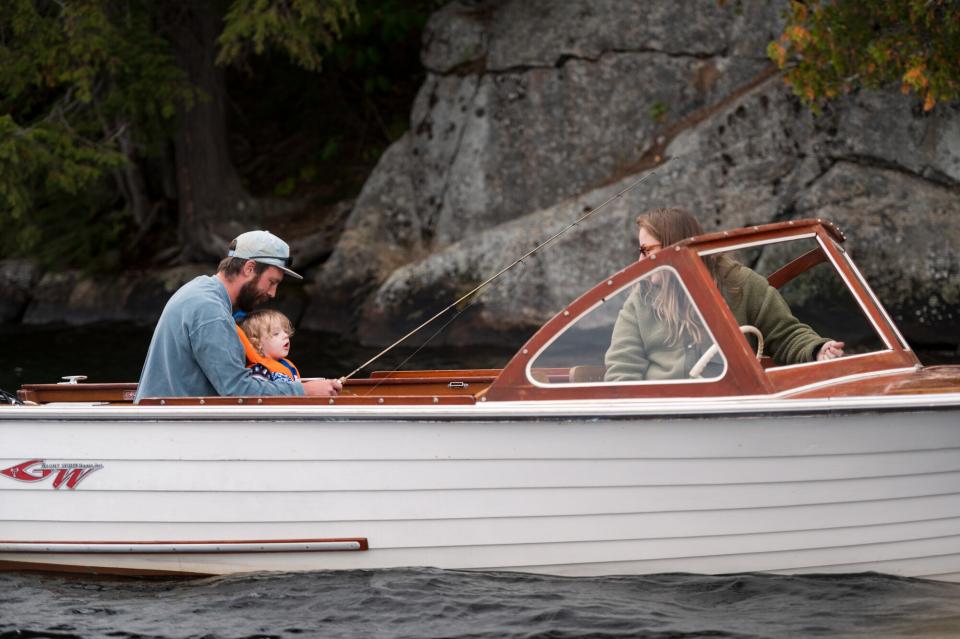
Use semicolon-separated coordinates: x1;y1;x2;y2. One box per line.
0;459;103;489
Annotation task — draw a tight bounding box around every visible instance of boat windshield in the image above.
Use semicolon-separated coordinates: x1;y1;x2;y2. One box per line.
699;234;889;367
527;231;893;387
527;266;726;385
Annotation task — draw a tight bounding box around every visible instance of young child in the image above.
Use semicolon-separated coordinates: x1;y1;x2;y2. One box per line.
238;309;300;383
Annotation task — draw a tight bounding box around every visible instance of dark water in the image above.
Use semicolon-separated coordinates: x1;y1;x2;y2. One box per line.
2;324;958;393
2;569;960;638
0;325;518;392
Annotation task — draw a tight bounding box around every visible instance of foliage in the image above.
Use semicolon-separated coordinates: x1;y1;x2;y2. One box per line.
768;0;960;113
230;0;440;199
0;0;358;270
649;100;669;124
217;0;358;71
0;0;192;268
329;0;439;96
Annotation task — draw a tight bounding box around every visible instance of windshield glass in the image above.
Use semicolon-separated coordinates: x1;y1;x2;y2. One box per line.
700;234;888;366
527;266;725;385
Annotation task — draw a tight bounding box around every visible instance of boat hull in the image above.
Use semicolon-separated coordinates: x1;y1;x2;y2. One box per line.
2;398;960;580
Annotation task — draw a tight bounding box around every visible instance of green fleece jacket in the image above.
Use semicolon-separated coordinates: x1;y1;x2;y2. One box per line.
603;265;829;381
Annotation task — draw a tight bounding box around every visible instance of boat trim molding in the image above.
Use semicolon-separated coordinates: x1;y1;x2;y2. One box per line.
0;538;369;553
4;384;960;420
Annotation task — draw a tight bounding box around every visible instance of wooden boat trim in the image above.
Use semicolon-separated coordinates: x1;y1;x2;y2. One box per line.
696;231;819;256
766;247;827;290
0;538;369;553
680;218;845;251
774;365;918;397
764;349;896;371
368;369;502;379
816;233;896;352
837;243;912;351
138;394;477;406
786;365;960;398
17;383;137;404
0;560;209;577
6;391;960;420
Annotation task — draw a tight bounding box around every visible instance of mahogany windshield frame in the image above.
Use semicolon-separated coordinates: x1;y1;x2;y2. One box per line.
484;219;918;401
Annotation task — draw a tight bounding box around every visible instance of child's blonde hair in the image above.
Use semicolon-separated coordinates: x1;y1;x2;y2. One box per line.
240;309;295;357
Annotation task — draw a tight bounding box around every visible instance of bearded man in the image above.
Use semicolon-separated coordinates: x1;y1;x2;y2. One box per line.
134;230;341;402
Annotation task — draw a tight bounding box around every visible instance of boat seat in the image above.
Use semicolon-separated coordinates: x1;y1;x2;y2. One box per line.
568;365;606;383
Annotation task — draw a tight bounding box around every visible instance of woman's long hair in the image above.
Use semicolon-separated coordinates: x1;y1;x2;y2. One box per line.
635;208;739;346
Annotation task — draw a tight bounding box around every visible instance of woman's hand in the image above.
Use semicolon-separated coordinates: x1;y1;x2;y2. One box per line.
816;340;845;361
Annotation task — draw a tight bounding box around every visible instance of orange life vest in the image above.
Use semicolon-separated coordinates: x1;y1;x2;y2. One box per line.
235;325;301;380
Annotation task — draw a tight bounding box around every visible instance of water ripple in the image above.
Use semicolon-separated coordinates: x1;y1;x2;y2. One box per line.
2;569;959;638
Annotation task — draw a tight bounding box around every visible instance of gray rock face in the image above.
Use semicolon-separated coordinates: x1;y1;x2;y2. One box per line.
412;0;783;249
417;53;767;244
22;266;208;326
0;260;41;323
312;0;960;351
422;0;783;72
306;0;781;332
355;70;960;349
358;173;652;346
796;162;960;343
303;133;424;331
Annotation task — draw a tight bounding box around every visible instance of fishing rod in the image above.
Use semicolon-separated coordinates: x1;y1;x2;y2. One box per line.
340;155;674;382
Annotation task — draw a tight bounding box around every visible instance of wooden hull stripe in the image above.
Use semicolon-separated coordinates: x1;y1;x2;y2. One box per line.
0;538;368;553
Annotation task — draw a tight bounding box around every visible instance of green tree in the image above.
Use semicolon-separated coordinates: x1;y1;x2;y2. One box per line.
0;0;356;267
0;1;193;267
768;0;960;112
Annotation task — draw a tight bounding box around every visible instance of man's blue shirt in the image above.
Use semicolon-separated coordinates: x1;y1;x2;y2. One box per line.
134;276;305;402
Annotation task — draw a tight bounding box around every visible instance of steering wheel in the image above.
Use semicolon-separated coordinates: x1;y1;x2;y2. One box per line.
689;325;764;378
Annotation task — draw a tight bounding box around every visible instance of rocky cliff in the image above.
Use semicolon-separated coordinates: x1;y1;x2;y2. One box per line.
307;0;960;349
4;0;958;354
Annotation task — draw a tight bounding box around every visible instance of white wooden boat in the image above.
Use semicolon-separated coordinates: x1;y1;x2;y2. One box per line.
2;219;959;580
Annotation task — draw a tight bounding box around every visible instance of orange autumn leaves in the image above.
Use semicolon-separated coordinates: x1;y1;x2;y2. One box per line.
766;0;958;113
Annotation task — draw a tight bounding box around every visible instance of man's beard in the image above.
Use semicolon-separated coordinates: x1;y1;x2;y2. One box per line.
237;278;267;312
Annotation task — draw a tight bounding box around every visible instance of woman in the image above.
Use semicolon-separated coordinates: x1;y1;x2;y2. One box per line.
604;208;844;381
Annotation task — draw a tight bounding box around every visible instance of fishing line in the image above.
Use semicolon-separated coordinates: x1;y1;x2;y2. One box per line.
359;257;539;395
340;156;674;382
357;284;493;396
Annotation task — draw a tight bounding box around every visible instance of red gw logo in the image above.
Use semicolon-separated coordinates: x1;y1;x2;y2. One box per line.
1;459;103;489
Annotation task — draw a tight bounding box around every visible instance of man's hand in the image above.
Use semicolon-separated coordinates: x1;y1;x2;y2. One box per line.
302;378;342;396
816;340;845;361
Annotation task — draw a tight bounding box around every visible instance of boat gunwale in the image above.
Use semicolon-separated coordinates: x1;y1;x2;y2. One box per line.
4;388;960;422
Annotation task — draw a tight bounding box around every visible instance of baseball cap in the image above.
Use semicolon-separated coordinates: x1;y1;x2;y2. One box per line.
228;230;303;280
